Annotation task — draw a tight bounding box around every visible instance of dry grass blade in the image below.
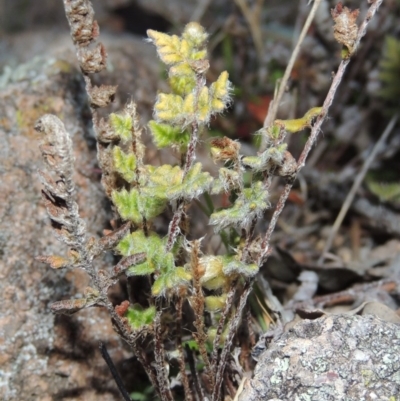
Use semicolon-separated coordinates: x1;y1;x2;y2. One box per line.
318;113;398;264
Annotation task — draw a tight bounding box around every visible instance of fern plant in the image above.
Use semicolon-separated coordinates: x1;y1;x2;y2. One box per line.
34;0;382;399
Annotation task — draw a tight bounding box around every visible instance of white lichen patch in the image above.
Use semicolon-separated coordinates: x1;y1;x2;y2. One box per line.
239;315;400;401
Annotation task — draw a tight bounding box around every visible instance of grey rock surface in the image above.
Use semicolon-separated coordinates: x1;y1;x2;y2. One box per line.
0;31;159;400
239;314;400;401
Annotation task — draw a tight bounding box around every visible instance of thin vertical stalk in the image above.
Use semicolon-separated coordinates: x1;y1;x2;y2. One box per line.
166;74;205;252
262;0;322;150
212;279;255;401
176;296;193;401
191;241;213;386
211;284;237;372
154;307;174;401
186;344;205;401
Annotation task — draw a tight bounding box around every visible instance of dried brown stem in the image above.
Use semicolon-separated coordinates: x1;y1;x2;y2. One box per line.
154;307;174;401
294;278;400;310
186;344;204;401
211;284;237;373
212;279;255;401
318;114;398;264
234;0;265;60
190;241;213;386
176;296;193;401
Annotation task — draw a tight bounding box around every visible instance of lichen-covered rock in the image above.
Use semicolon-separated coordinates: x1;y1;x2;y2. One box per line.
239;314;400;401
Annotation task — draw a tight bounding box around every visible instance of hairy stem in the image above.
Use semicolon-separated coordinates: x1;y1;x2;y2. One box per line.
186;344;204;401
166;74;205;252
154;307;174;401
190;241;213;386
211;284;237;373
176;296;193;401
212;279;255;401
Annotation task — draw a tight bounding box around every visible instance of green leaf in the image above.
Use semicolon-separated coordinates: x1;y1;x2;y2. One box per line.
379;36;400;104
144;163;212;201
209;71;231;114
147;30;184;65
112;188;166;224
152;266;191;296
148;120;190;149
154;93;187;125
182;22;208;48
274;107;322;134
147;24;208;67
196;86;211;123
179;163;213;199
223;260;259;278
182;340;199;351
242;144;287;173
113;146;136;182
112;188;141;223
117;230;161;256
169;74;197;96
126;305;156;330
366;179;400;204
144;165;183;199
200;255;231;290
209;181;270;231
117;230;176;278
109;113;132;142
128;263;156;276
242;156;265;170
204;294;227;312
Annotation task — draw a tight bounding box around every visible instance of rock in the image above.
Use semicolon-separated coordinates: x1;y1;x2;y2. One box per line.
239;314;400;401
0;31;159;400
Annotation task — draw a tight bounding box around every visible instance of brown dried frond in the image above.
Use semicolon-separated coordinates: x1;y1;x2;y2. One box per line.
274;151;297;178
210;137;241;162
51;298;88;315
112;253;147;277
89;84;117;108
77;43;108;74
97;118;119;143
35;255;71;269
63;0;97;46
331;2;360;54
35;115;75;179
115;300;130;317
98;222;131;250
35;114;87;252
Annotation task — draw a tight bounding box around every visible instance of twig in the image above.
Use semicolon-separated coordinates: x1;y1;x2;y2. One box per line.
99;342;131;401
318;114;398;264
185;344;205;401
190;241;213;385
105;303;161;396
176;296;193;401
293;278;399;310
259;0;384;263
166;74;205;252
154;307;174;401
191;0;212;22
261;0;322;150
212;278;255;401
211;284;237;372
234;0;265;60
